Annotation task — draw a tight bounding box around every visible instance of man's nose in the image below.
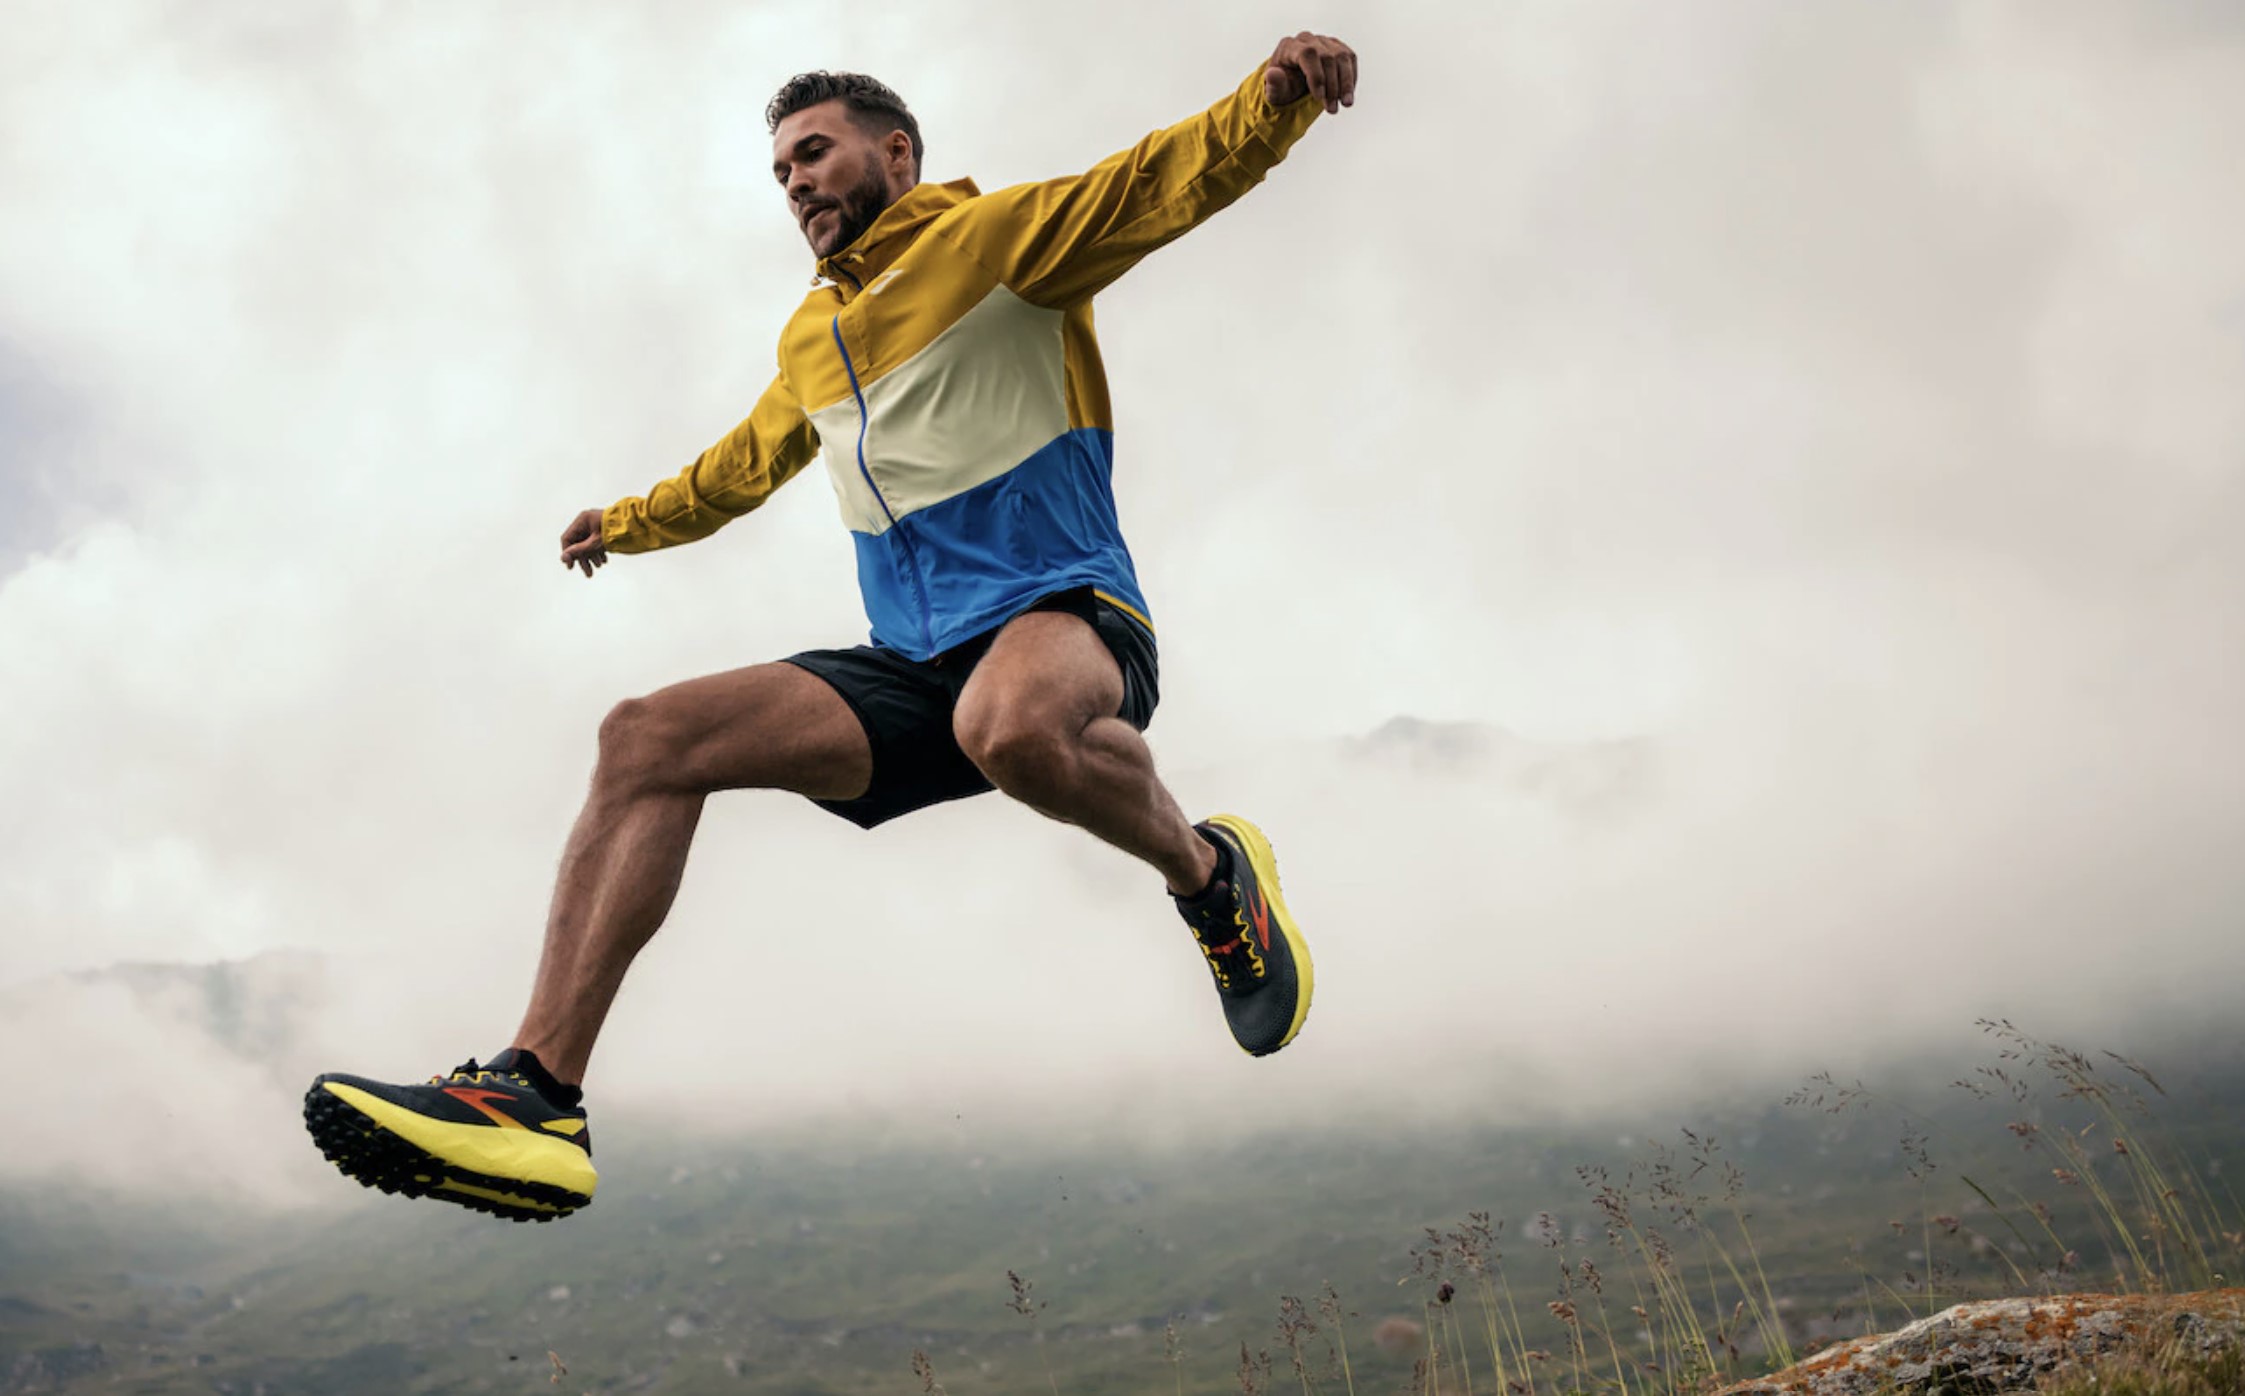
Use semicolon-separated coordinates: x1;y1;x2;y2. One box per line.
787;170;817;205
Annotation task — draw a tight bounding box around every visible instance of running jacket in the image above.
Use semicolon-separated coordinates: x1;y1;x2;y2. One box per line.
598;68;1322;660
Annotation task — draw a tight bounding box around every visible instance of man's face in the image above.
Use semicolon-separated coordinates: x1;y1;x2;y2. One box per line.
772;101;903;260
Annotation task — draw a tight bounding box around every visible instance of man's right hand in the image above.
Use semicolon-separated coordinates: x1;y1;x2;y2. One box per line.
561;507;609;578
1264;32;1357;114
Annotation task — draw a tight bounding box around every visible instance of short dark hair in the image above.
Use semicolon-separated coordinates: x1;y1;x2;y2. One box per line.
766;72;924;175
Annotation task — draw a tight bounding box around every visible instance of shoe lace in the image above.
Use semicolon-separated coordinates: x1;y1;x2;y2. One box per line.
430;1058;483;1084
1185;891;1267;990
431;1058;529;1088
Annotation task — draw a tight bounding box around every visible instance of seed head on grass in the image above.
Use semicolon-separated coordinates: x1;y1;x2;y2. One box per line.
1315;1282;1351;1329
1900;1128;1935;1180
1454;1210;1500;1276
1276;1294;1322;1393
1005;1269;1043;1318
1783;1069;1871;1114
1003;1269;1058;1396
910;1348;947;1395
1235;1340;1273;1396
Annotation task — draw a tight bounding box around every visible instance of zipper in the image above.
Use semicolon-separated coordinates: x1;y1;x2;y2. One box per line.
829;315;935;654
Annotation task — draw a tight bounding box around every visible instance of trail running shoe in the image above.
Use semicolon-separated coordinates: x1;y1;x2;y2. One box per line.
1174;813;1314;1057
303;1049;596;1222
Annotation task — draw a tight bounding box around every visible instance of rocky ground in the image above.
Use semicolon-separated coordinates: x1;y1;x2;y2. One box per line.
1718;1290;2245;1395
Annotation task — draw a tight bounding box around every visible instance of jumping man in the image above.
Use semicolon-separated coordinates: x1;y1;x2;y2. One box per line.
303;31;1360;1221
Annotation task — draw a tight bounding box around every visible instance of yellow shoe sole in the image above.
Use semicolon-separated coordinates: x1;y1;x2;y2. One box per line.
304;1079;596;1222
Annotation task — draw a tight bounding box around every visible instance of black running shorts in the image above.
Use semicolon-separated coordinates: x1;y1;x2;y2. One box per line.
782;587;1159;829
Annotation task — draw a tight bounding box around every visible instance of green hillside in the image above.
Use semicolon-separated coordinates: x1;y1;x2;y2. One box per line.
7;1033;2243;1395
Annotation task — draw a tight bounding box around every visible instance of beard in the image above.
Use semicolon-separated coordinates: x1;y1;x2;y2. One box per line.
809;156;896;259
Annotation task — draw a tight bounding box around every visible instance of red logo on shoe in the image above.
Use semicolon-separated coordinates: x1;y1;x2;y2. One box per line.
443;1086;529;1130
1245;887;1272;951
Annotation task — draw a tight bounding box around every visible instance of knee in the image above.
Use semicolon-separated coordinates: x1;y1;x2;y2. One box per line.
955;703;1072;800
594;696;683;792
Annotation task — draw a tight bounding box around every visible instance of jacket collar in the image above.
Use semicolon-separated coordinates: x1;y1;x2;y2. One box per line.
814;177;980;292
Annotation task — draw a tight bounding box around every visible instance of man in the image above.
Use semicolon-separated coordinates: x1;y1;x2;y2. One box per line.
303;31;1359;1222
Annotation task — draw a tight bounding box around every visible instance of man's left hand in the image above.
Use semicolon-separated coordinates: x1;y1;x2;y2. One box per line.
1264;32;1357;114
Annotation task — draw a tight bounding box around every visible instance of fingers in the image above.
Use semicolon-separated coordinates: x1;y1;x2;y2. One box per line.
1275;33;1357;114
560;507;607;575
1294;33;1330;109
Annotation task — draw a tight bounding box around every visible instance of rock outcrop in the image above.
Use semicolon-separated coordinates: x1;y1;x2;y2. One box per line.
1717;1290;2245;1395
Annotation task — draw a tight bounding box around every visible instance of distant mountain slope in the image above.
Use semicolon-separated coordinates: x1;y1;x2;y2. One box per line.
1345;715;1655;817
54;949;327;1063
5;1064;2243;1396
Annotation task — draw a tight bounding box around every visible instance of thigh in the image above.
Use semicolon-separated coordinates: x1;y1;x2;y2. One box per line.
783;646;997;829
954;607;1126;747
632;660;871;801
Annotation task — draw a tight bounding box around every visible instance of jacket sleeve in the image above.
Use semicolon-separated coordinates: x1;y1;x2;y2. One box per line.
600;372;820;553
966;68;1322;310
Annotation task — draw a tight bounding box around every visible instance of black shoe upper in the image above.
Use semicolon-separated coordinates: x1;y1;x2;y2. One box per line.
1175;824;1303;1056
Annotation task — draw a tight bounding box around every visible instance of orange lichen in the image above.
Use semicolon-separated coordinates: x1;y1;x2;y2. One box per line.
1714;1290;2245;1396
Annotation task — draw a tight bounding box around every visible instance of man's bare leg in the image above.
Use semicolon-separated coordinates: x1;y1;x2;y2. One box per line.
512;662;871;1084
954;609;1313;1059
951;610;1216;895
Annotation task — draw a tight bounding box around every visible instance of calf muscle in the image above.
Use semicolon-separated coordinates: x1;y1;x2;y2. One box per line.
955;611;1215;896
514;663;870;1083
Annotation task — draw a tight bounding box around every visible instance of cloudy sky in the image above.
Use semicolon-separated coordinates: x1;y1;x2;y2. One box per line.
3;1;2243;1195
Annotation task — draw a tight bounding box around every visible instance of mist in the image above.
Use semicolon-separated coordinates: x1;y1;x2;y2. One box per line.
3;0;2242;1203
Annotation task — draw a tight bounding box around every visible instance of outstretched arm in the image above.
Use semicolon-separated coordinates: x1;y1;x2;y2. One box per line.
560;372;820;577
965;31;1359;310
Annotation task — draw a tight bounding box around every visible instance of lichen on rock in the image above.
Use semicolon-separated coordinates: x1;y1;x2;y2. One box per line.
1715;1290;2245;1395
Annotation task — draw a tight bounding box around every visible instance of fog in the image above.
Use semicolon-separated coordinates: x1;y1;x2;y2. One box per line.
3;1;2242;1203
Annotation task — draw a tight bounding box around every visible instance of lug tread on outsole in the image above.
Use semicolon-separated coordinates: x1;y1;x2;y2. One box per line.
302;1085;585;1224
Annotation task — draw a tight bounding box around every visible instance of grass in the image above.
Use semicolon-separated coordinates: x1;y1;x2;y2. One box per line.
6;1025;2244;1394
2035;1341;2245;1396
968;1022;2245;1396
